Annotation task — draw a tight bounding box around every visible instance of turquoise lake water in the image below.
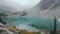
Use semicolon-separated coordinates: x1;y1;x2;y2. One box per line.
3;17;60;30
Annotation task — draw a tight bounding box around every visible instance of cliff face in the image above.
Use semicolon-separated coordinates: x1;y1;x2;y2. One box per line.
38;0;55;10
25;0;60;19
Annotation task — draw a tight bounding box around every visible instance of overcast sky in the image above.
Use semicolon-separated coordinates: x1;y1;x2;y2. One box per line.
0;0;41;12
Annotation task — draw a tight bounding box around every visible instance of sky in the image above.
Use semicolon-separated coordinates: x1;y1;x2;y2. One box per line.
0;0;41;12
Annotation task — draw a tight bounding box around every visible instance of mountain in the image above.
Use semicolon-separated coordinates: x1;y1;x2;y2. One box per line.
25;0;60;19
